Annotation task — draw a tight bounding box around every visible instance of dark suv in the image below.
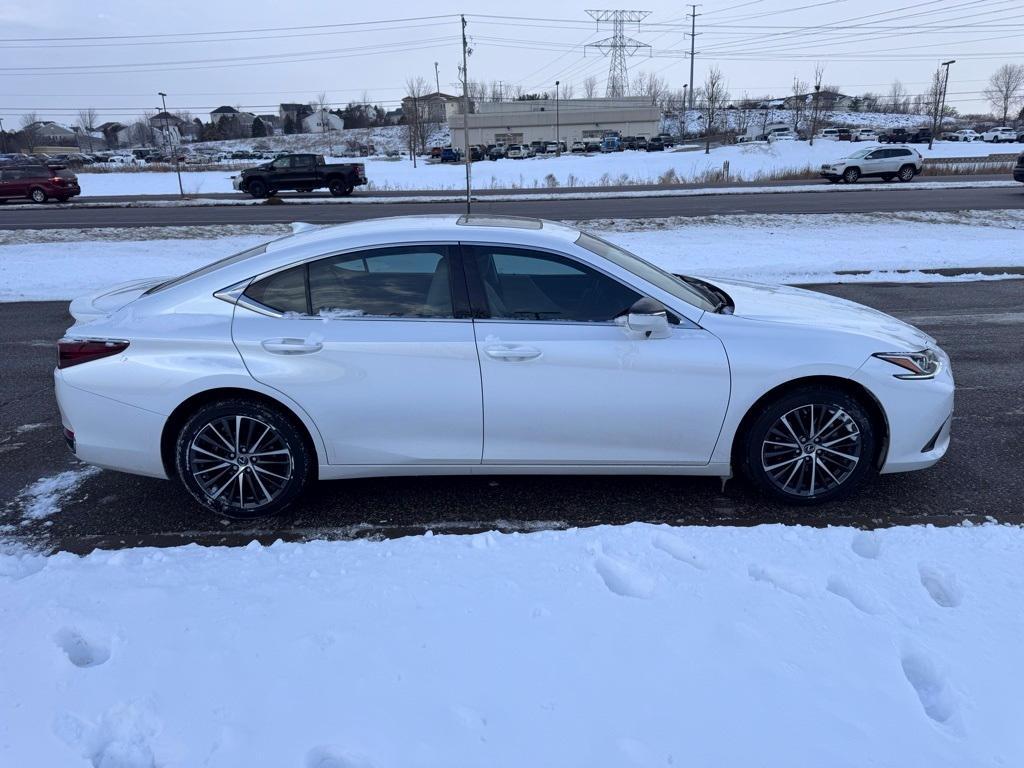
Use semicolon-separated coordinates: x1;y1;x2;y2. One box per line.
1014;152;1024;184
0;164;80;203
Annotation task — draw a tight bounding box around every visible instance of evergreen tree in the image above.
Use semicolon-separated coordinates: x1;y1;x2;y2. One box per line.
251;117;267;138
283;115;296;135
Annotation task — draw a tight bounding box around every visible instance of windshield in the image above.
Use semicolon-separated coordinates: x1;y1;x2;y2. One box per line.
846;148;873;159
575;232;716;313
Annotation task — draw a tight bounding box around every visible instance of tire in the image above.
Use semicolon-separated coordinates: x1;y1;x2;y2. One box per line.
174;398;313;518
328;177;354;197
247;179;268;198
29;187;47;204
897;164;916;182
842;167;860;183
740;386;877;505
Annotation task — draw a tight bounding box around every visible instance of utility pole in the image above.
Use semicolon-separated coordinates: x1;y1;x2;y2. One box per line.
434;61;441;94
681;84;688;136
686;4;700;111
0;117;6;153
585;10;651;97
932;59;955;150
555;80;561;156
410;93;418;168
158;91;184;197
461;14;472;213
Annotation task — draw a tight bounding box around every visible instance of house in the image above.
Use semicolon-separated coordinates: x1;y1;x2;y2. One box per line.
384;108;403;125
96;121;132;148
302;109;344;133
279;103;313;126
449;96;658;147
256;114;282;134
149;113;184;148
401;92;464;124
24;121;77;143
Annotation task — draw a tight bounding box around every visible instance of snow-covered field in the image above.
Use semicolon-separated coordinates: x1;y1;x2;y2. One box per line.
3;210;1022;302
2;522;1021;766
74;139;1023;196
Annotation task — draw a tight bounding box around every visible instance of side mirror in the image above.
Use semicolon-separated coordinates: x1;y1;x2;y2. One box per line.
625;297;672;339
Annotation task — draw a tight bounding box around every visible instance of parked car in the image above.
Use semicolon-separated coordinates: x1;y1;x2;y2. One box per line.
635;137;649;150
601;136;622;152
233;154;367;197
851;128;878;142
767;128;796;142
836;128;853;141
570;140;587;153
0;163;80;203
585;140;603;152
948;130;980;142
657;133;676;147
907;128;932;144
622;136;638;150
55;215;953;517
506;144;529;159
816;128;841;141
820;146;923;183
982;126;1017;143
646;137;665;151
486;144;506;161
1014;152;1024;183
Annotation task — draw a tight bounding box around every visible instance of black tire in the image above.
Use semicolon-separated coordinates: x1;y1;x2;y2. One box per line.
739;386;877;505
174;398;313;518
29;187;47;203
328;177;354;196
247;179;268;198
897;164;916;182
842;167;860;184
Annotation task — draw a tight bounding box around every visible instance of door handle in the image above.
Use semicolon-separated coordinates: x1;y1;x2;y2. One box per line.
484;345;542;361
261;338;323;355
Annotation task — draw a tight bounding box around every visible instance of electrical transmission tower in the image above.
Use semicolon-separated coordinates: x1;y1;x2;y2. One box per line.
585;10;651;98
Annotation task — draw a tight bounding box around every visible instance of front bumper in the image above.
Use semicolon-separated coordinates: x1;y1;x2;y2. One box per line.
231;175;243;191
1013;166;1024;183
820;167;844;179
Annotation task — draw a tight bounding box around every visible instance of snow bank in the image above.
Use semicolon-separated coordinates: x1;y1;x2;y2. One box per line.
1;522;1020;767
4;211;1022;302
75;139;1024;196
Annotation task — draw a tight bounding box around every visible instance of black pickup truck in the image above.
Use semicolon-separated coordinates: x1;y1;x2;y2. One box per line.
233;153;367;198
880;128;932;144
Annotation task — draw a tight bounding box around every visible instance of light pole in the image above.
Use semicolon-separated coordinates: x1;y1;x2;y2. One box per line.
0;117;6;153
931;59;956;150
555;80;561;157
434;61;441;94
158;91;184;197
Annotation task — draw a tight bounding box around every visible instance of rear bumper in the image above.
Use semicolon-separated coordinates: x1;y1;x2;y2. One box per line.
54;370;169;479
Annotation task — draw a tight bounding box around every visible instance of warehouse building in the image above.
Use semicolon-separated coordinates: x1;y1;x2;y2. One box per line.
449;97;660;146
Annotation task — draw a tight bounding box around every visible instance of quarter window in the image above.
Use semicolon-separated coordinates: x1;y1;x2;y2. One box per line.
468;246;640;322
244;264;307;314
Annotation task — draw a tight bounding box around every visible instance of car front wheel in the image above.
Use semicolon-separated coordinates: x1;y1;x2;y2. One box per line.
842;167;860;183
175;398;313;518
246;179;268;198
741;386;877;505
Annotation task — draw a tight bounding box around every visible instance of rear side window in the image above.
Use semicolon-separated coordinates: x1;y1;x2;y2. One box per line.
244;264;307;314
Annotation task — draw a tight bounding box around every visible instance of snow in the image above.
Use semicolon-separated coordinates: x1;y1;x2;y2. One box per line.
15;468;100;521
1;522;1021;766
74;139;1024;196
3;211;1022;302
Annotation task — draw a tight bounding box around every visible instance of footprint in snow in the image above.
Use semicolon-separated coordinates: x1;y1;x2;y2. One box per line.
747;563;813;597
594;555;655;599
900;650;958;725
918;564;963;608
850;531;882;560
54;627;111;668
826;575;885;615
652;534;709;570
306;746;375;768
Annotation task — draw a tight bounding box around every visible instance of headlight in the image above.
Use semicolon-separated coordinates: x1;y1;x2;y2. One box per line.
873;349;942;379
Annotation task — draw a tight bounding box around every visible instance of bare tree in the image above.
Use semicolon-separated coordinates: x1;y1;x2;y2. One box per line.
983;64;1024;123
631;71;669;105
927;66;947;149
860;92;882;112
734;93;752;136
699;67;730;154
887;80;909;114
790;77;809;131
808;64;826;146
582;75;599;99
20;112;41;151
404;76;433;161
488;80;503;102
76;107;98;132
561;82;575;100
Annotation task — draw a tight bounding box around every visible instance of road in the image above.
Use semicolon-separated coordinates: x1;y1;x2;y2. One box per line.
2;279;1022;554
2;180;1022;230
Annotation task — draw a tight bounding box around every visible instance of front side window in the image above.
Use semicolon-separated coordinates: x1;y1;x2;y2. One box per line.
468;246;640;322
270;157;291;170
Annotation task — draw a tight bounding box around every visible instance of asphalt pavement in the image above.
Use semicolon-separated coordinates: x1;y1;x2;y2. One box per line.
2;279;1022;554
2;178;1022;230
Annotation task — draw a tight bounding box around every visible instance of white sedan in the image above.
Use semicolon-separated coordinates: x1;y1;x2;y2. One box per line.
55;216;954;517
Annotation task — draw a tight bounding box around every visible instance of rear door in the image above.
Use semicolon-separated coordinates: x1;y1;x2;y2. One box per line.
290;155;319;189
232;244;484;465
462;243;730;465
0;169;26;198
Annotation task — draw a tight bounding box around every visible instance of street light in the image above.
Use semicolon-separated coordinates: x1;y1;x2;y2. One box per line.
158;91;185;197
931;59;956;150
555;80;561;157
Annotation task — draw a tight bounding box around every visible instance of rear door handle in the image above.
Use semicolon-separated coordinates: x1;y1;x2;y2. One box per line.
261;338;323;355
484;345;542;361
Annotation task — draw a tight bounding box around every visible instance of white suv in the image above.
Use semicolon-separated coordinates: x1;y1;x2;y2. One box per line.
851;128;878;142
949;129;980;142
982;127;1017;143
820;146;923;183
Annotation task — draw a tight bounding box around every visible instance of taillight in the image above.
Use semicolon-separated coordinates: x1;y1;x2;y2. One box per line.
57;338;129;369
51;176;66;184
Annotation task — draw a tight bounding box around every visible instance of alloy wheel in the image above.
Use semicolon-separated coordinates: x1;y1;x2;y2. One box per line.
760;404;862;498
187;415;293;511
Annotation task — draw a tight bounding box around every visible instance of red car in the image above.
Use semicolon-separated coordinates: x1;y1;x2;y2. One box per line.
0;164;81;203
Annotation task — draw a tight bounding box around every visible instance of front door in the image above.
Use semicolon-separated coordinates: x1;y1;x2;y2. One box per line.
232;244;483;465
462;244;731;465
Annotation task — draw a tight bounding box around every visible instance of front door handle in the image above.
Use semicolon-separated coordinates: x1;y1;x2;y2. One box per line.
484;345;542;361
262;338;323;355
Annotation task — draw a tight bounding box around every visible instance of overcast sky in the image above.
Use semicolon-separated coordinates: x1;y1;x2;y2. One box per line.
1;0;1020;125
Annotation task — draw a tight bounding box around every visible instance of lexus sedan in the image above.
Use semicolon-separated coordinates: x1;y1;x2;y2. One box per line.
55;215;953;517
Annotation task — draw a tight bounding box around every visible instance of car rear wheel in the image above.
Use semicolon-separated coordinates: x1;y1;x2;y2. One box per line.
897;165;916;182
740;386;877;505
329;178;354;196
29;188;47;203
175;398;313;518
842;167;860;183
247;179;268;198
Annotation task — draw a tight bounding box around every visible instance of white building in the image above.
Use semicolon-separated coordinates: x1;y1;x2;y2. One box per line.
302;110;344;133
449;97;659;146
